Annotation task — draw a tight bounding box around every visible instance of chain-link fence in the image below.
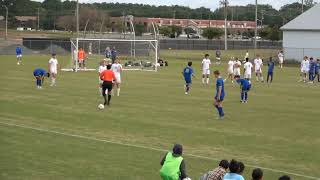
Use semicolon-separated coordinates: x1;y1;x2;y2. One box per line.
284;47;320;61
0;38;282;55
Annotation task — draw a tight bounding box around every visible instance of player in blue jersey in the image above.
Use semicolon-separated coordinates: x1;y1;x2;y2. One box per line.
214;70;225;119
16;46;22;65
234;75;251;103
308;57;316;83
315;59;320;82
33;68;50;89
267;57;275;83
182;61;195;94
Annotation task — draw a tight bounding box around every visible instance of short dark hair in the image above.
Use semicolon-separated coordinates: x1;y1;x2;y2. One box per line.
234;75;240;79
219;160;229;169
52;53;56;57
213;70;220;75
46;72;50;77
252;168;263;180
238;162;245;174
269;57;273;61
229;159;240;173
246;58;249;62
205;54;209;57
188;61;192;66
172;144;183;155
107;64;112;69
279;175;291;180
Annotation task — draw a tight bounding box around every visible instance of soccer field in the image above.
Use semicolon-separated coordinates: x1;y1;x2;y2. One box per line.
0;50;319;180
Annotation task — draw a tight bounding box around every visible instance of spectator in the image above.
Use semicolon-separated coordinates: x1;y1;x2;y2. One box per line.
279;175;291;180
251;168;263;180
105;47;111;59
223;159;244;180
315;59;320;82
216;49;222;65
237;162;245;175
204;159;229;180
111;46;117;64
160;144;188;180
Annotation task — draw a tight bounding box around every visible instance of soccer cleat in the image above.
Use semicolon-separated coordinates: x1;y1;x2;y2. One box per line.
219;116;224;120
185;92;188;95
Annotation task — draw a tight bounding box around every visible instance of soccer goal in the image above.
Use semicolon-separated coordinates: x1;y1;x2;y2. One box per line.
62;38;159;72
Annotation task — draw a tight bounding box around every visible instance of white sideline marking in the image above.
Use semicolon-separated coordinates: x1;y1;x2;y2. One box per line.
0;121;319;180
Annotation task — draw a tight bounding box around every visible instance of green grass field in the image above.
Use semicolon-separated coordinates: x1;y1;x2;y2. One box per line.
0;49;319;180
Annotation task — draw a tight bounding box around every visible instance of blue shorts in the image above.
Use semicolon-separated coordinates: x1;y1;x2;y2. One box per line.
215;95;224;102
268;72;273;76
242;85;251;91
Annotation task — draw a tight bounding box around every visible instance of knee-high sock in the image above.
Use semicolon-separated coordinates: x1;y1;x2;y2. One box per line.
108;94;111;103
241;92;245;101
267;75;269;83
36;79;41;86
217;107;224;117
202;78;205;84
117;88;120;96
245;92;248;101
206;78;209;84
103;95;107;105
186;84;190;92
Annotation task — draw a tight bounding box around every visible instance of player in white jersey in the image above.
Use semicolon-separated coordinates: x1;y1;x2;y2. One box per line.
300;56;310;82
48;53;59;86
278;51;284;69
201;54;211;85
224;57;235;83
111;58;123;96
254;55;264;82
243;58;253;80
98;60;107;94
233;58;242;76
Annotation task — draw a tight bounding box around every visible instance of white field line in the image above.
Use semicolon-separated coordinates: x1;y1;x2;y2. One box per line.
0;121;319;180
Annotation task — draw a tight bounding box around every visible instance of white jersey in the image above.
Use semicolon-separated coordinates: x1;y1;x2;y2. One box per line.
278;52;284;63
301;60;310;72
111;63;122;83
48;58;58;74
234;60;242;75
254;58;263;71
202;58;211;70
244;62;253;75
98;65;107;73
227;60;234;74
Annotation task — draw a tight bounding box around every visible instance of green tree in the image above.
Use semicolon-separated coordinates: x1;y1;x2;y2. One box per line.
202;27;223;39
159;26;172;37
134;24;145;36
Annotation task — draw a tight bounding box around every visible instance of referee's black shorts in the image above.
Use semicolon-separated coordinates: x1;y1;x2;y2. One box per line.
102;81;113;96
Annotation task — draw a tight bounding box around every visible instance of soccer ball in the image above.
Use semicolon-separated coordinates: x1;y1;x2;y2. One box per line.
98;104;104;110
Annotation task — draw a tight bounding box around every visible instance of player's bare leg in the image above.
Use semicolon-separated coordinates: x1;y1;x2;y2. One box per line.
115;83;121;96
202;74;205;85
50;73;57;86
206;74;210;85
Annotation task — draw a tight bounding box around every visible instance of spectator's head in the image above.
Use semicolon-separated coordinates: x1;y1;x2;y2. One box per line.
188;61;192;67
252;168;263;180
234;75;241;80
107;64;112;70
229;159;240;173
278;175;291;180
172;144;183;156
238;162;245;175
269;57;273;61
246;58;249;62
218;160;229;170
213;70;220;78
205;54;210;58
52;53;56;58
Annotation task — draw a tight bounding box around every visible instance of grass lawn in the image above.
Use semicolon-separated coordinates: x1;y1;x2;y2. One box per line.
0;49;319;180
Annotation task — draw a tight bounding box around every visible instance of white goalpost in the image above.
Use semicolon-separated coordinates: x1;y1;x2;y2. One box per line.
62;38;159;72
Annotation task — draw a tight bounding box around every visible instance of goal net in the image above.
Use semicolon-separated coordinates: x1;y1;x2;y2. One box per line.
62;38;158;72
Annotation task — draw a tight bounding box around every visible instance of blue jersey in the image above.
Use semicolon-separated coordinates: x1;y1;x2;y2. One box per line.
183;66;193;83
33;68;47;77
315;62;320;73
111;50;117;58
16;47;22;55
215;78;225;99
268;61;275;73
223;173;245;180
237;78;251;90
309;61;316;74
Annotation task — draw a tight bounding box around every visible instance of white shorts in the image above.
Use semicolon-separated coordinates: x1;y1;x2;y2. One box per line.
255;68;262;73
234;69;241;76
279;57;284;64
115;74;121;83
244;73;252;79
50;68;57;75
227;68;234;75
202;69;210;75
301;69;309;74
17;54;22;58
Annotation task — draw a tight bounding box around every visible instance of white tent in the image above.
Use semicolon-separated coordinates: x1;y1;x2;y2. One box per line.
280;4;320;61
